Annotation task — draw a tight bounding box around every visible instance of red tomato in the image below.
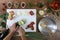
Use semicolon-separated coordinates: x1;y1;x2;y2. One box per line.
31;22;35;25
55;3;59;9
31;26;34;30
29;11;34;16
55;3;58;7
26;22;35;30
50;3;54;8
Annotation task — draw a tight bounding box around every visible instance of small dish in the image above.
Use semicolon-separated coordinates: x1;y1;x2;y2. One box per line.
21;2;26;8
7;2;12;9
14;2;19;8
38;17;57;35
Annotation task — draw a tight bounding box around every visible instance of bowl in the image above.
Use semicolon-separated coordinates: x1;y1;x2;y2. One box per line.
38;17;57;35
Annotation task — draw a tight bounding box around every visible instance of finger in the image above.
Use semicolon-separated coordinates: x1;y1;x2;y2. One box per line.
13;23;17;28
19;27;22;30
10;23;15;27
21;27;25;31
20;27;25;32
16;26;19;30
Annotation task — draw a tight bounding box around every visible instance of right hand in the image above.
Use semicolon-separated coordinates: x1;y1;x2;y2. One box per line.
17;27;25;36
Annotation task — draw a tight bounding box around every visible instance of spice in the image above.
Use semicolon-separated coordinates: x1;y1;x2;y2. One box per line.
14;2;19;8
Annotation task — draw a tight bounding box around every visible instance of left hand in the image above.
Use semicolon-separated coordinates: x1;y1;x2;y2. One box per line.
9;23;18;33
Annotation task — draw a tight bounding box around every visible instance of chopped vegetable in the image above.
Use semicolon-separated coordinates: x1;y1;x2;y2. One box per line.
26;22;35;30
31;21;35;24
8;11;15;20
18;19;26;26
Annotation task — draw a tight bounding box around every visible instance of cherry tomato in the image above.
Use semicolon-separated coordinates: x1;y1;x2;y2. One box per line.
26;22;35;30
31;26;34;30
29;11;34;16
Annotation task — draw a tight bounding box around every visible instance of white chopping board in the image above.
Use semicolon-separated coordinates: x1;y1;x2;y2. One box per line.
6;9;36;32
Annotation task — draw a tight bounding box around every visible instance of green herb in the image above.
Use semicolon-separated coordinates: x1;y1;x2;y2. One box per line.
18;19;26;26
37;3;44;8
47;4;54;15
27;2;35;8
48;0;54;3
0;12;8;28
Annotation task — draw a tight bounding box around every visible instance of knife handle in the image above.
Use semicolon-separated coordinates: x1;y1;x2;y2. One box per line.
0;29;9;39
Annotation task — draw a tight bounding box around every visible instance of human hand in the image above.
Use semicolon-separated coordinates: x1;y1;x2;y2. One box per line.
9;23;18;33
17;27;25;37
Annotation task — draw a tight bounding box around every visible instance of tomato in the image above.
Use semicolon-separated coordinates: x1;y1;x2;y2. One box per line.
29;11;34;16
50;0;60;10
55;3;58;7
31;26;34;30
26;21;35;30
2;3;5;5
50;3;54;9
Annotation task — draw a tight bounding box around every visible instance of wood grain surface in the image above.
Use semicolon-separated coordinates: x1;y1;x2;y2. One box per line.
0;0;60;40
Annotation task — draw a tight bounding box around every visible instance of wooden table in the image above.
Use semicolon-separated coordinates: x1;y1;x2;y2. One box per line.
0;0;60;40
